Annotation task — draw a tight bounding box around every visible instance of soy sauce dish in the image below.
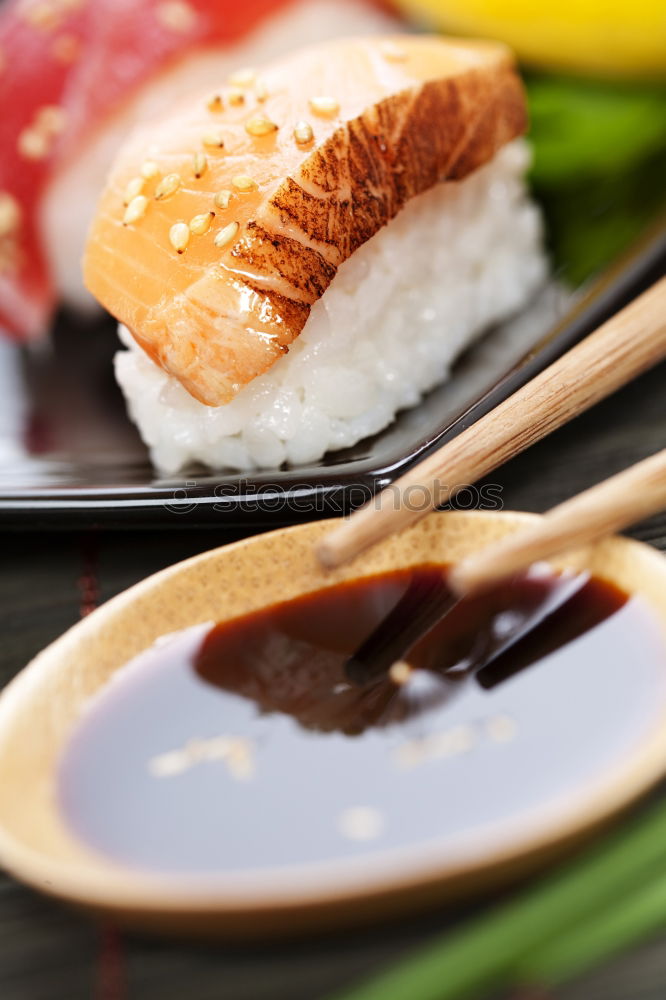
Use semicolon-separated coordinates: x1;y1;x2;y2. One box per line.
1;511;666;937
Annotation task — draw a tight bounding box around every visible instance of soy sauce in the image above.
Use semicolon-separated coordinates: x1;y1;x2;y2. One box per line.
58;567;666;874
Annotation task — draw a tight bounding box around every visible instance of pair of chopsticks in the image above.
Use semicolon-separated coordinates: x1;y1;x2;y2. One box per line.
317;278;666;594
320;279;666;999
345;448;666;685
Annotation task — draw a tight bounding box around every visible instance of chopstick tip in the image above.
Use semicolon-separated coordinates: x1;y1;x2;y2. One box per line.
316;537;342;570
445;563;470;599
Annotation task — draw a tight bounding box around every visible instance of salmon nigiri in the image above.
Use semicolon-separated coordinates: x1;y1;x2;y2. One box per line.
0;0;395;339
84;34;547;472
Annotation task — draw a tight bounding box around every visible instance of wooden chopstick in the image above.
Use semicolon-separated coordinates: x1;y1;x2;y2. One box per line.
317;277;666;569
448;448;666;595
345;449;666;685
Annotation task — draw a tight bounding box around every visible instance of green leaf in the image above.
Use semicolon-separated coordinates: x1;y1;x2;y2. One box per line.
526;75;666;185
524;74;666;283
329;798;666;1000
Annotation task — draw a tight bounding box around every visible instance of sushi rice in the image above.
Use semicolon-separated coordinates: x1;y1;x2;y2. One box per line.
115;140;546;473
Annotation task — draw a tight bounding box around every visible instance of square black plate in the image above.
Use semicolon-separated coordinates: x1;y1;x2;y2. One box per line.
0;222;663;530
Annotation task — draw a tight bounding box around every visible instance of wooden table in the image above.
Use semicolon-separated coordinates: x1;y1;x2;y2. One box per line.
1;361;665;1000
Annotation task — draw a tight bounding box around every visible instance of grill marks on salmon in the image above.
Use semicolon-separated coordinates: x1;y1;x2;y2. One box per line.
84;35;527;406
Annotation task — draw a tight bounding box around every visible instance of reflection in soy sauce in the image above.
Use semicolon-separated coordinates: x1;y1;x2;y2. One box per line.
194;567;625;733
58;565;666;875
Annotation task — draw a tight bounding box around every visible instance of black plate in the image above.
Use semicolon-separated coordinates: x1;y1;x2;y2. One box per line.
0;222;663;530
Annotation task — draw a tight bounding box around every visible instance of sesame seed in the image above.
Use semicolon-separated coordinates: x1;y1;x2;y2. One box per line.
207;94;223;113
192;152;208;178
338;806;384;842
0;193;21;238
123;176;145;205
380;41;407;62
293;120;313;145
228;88;245;107
169;221;190;253
155;173;181;200
156;0;197;33
389;661;412;686
224;738;255;781
123;195;148;226
214;220;239;248
245;116;278;138
202;131;225;148
486;715;517;744
309;96;339;116
231;175;257;192
214;190;233;210
149;735;255;780
148;749;188;778
189;211;214;235
23;1;60;31
18;128;49;160
140;160;160;180
448;725;476;755
229;67;255;88
254;78;268;102
393;724;476;770
36;104;66;134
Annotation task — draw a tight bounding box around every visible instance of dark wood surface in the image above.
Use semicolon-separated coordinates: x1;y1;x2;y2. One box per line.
1;361;665;1000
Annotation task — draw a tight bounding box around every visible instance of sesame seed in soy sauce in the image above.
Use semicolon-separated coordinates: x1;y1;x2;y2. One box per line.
57;566;666;875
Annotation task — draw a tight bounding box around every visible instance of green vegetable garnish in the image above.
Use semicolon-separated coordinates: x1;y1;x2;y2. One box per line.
526;74;666;283
331;797;666;1000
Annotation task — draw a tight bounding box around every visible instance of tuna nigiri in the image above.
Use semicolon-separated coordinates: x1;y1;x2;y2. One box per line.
84;33;547;472
0;0;396;339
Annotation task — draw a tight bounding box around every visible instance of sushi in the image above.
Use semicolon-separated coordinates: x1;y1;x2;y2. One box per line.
84;33;547;472
0;0;396;339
